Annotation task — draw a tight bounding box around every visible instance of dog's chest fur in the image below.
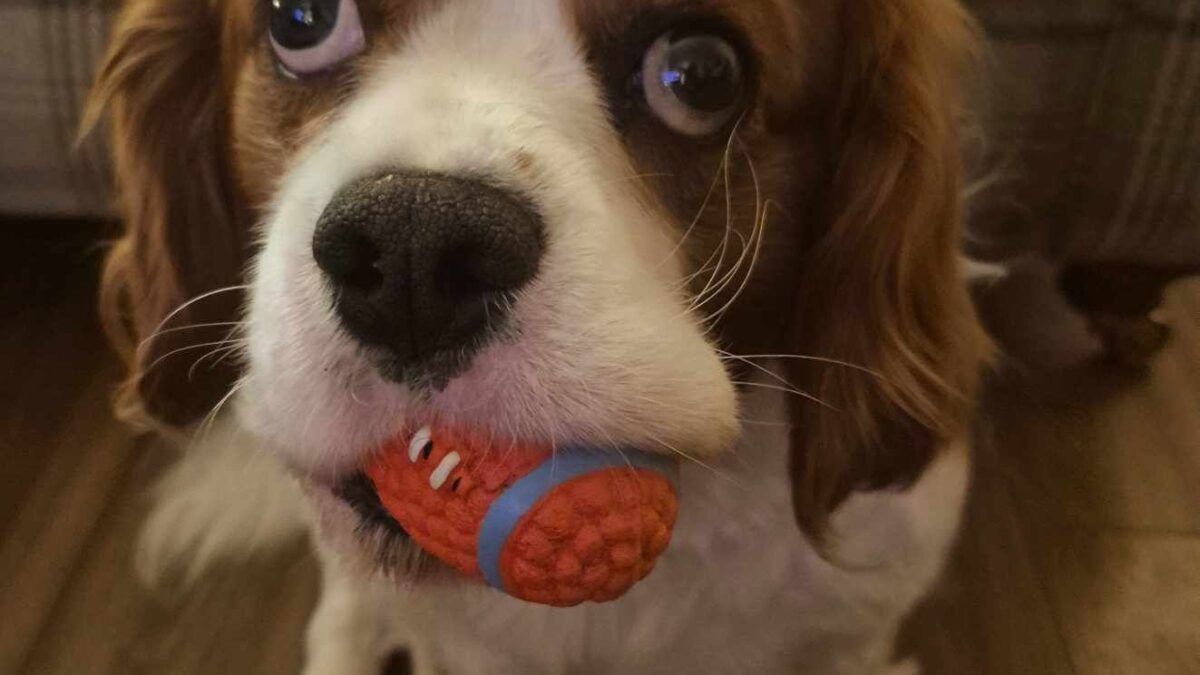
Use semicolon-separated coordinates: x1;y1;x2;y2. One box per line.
360;388;968;675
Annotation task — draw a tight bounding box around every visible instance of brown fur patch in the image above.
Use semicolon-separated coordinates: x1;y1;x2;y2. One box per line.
88;0;254;427
782;0;991;541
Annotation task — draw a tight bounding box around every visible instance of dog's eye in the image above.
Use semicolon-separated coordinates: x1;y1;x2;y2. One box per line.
269;0;365;77
640;32;745;136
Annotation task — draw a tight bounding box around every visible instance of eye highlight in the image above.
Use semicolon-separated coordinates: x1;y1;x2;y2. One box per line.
640;32;746;137
270;0;365;77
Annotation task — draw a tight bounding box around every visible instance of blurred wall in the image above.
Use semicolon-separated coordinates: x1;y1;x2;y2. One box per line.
0;1;110;218
3;0;1196;270
966;0;1200;266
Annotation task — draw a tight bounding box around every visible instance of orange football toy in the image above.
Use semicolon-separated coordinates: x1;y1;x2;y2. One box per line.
365;426;678;607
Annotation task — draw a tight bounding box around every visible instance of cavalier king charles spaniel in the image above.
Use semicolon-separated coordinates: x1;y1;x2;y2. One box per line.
89;0;991;673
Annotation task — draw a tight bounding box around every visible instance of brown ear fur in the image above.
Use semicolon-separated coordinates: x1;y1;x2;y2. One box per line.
86;0;248;428
787;0;990;540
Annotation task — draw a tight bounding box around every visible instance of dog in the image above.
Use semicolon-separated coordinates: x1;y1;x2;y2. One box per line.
88;0;991;673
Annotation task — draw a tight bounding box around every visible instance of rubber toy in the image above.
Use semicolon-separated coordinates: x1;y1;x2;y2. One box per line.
365;425;678;607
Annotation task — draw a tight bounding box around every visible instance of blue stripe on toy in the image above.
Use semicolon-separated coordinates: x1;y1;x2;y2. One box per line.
476;449;675;593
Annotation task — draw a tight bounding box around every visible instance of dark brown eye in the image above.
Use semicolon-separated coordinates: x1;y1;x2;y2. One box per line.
269;0;365;77
641;33;745;136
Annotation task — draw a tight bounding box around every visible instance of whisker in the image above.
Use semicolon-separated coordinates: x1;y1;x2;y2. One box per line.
730;380;838;411
193;380;246;445
188;342;244;381
660;131;734;269
183;323;249;380
717;349;823;402
672;258;721;293
689;119;746;309
613;446;637;473
703;137;739;300
670;228;739;299
705;209;769;323
688;227;750;313
723;353;886;381
145;285;250;347
642;432;744;488
700;145;770;322
136;321;247;357
142;338;247;377
689;139;764;317
204;335;248;372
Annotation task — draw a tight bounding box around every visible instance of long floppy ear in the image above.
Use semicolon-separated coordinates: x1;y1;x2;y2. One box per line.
786;0;990;541
86;0;249;428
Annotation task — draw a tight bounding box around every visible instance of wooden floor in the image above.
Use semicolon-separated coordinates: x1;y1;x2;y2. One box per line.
2;221;1199;675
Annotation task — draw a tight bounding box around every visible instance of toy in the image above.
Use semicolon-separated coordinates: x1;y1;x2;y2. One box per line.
365;425;678;607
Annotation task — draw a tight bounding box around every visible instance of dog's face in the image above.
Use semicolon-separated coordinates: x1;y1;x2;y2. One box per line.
95;0;986;548
236;0;827;476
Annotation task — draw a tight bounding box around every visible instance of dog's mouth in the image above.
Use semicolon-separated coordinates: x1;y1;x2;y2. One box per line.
329;423;551;563
330;469;442;582
329;424;680;606
334;472;412;542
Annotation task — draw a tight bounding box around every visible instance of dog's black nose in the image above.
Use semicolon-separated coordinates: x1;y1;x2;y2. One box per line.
312;173;544;380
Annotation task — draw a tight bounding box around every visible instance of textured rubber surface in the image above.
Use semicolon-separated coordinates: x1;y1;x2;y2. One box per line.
364;426;677;606
498;468;676;606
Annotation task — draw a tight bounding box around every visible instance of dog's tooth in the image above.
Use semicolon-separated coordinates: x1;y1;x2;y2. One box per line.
408;427;433;463
429;452;462;490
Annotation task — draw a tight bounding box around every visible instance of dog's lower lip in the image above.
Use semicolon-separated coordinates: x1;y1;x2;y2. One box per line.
334;472;411;541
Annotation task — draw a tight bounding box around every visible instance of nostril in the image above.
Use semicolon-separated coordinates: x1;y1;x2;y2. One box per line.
343;245;384;292
435;245;498;300
315;230;384;293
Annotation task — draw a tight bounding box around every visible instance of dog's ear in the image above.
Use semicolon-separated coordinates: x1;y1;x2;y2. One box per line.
785;0;989;541
86;0;249;428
